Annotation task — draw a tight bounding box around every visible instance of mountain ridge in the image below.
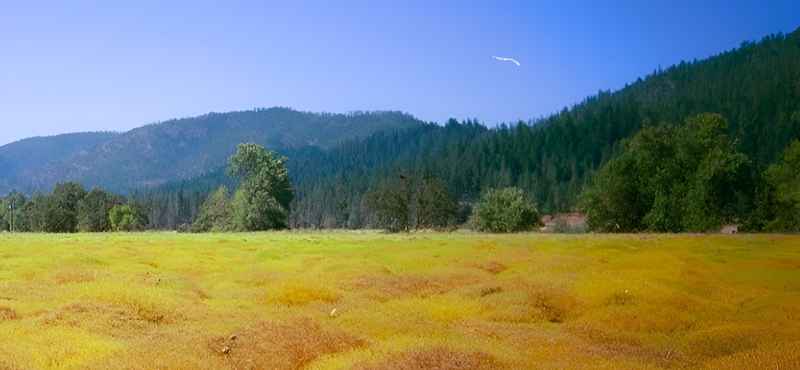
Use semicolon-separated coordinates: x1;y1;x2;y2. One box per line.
0;108;422;194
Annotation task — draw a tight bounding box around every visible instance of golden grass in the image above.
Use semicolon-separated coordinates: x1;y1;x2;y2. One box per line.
0;232;797;369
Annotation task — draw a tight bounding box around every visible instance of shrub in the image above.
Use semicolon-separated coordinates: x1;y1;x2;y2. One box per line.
469;187;542;233
109;205;147;231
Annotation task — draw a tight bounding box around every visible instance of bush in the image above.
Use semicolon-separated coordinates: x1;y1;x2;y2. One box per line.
109;205;147;231
469;187;542;233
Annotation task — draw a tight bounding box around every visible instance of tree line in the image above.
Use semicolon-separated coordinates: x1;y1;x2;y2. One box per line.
116;29;799;232
0;143;294;233
0;140;551;234
0;184;148;233
2;125;798;234
3;29;798;233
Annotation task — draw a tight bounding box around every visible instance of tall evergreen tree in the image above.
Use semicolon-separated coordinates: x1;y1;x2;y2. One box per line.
192;186;234;232
39;182;88;233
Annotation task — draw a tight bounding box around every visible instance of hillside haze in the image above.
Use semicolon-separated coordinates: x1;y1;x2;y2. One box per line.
0;108;421;194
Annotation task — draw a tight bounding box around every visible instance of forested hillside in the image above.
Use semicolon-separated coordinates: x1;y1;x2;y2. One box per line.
136;29;799;230
0;108;420;195
4;29;799;231
0;132;119;192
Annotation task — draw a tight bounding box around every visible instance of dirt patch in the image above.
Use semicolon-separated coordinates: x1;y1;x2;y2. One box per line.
721;224;740;234
0;306;19;321
479;286;503;297
477;261;507;275
540;213;586;232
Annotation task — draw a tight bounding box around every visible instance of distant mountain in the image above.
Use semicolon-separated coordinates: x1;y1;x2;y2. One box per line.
0;132;119;192
0;108;422;194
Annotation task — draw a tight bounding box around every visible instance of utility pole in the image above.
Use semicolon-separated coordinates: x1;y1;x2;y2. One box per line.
8;204;12;233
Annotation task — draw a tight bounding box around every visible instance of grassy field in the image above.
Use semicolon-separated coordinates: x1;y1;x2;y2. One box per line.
0;231;798;369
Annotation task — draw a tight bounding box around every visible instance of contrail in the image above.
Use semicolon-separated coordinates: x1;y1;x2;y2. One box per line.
493;56;520;66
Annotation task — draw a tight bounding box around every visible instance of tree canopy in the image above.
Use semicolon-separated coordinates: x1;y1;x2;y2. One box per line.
368;173;459;232
221;143;293;231
109;204;149;231
576;113;752;232
78;187;123;232
470;187;543;233
744;140;800;232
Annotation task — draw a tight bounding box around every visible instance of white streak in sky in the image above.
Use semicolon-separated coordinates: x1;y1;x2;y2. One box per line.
492;56;520;66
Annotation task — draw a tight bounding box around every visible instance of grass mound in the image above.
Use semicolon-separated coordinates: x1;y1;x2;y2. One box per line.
209;318;366;369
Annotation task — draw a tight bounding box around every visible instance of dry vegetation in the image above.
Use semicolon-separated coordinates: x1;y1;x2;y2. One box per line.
0;232;797;369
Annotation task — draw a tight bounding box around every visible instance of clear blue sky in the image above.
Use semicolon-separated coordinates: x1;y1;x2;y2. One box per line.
1;1;798;146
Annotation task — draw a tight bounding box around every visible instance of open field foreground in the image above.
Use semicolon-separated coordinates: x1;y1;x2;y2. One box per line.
0;232;798;370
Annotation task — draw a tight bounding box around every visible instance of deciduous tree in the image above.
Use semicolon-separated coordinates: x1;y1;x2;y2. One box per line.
40;182;87;233
227;143;293;231
576;113;752;232
369;173;460;232
469;187;542;233
744;140;800;231
78;187;123;232
109;204;148;231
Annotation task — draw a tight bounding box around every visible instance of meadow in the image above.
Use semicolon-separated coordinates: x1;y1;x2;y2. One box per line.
0;231;797;370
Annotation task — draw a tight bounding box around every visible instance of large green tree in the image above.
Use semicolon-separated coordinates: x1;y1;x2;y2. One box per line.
576;113;752;232
369;174;415;232
469;187;543;233
369;173;459;232
414;174;460;230
744;140;800;232
227;143;293;231
78;187;123;232
39;182;88;233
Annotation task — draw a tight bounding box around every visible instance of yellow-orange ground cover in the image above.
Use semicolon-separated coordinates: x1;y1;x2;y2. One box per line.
0;232;797;369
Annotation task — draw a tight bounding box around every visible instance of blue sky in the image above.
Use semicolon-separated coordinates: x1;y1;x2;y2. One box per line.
1;1;798;146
